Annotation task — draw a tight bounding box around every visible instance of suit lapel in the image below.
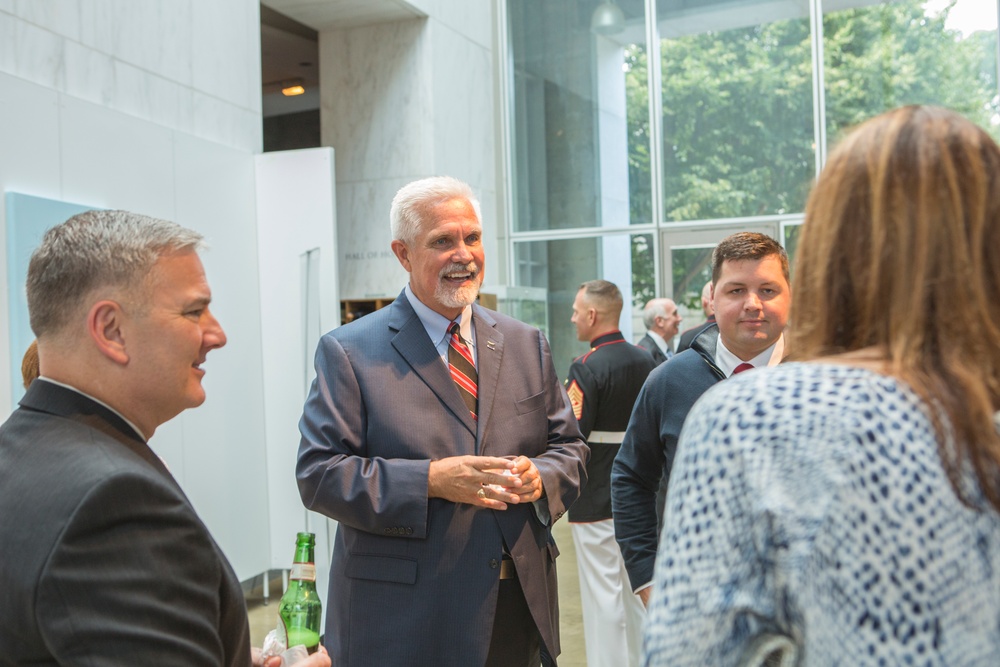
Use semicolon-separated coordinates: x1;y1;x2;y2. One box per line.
471;305;503;454
388;295;477;436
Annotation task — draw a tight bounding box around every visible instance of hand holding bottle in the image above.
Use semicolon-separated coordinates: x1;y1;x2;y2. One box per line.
257;532;327;665
253;644;330;667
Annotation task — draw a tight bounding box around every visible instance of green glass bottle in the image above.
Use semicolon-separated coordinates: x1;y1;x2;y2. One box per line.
278;532;323;654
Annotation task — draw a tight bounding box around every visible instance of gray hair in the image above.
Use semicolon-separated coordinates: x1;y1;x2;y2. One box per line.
642;298;671;329
27;209;204;337
390;176;482;245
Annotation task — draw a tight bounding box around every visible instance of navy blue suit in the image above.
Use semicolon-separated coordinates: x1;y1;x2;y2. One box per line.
297;291;588;666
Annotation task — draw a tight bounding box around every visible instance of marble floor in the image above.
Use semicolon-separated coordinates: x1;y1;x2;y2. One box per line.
247;517;588;666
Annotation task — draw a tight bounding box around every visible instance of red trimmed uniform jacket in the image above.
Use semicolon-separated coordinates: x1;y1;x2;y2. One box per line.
565;331;657;522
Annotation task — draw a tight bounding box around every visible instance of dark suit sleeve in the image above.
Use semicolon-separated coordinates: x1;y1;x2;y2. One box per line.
532;330;589;522
612;369;676;592
296;331;434;538
37;473;245;666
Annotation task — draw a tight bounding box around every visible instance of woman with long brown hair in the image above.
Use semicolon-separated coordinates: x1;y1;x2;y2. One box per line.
643;106;1000;666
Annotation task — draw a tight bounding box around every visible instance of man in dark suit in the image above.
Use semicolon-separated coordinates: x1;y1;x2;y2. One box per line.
297;176;589;667
636;298;681;365
0;210;330;667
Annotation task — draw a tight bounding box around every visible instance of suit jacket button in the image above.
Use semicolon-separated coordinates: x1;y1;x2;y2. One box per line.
405;527;413;535
489;559;499;569
384;527;392;534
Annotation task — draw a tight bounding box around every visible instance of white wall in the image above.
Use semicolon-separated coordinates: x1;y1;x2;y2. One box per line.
254;148;339;592
319;0;500;298
0;1;270;581
0;0;262;153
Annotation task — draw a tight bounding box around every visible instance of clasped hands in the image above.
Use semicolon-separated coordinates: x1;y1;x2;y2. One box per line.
428;455;543;509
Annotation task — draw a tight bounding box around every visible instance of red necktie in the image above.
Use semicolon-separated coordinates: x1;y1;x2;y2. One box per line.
732;362;754;375
449;322;478;420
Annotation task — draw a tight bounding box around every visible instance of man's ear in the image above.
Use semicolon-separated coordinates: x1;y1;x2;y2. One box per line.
391;239;411;272
88;300;129;365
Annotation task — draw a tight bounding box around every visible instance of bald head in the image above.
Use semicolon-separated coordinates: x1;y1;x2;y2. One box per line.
700;281;714;317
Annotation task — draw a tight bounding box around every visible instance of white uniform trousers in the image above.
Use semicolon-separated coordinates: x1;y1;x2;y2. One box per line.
570;519;645;667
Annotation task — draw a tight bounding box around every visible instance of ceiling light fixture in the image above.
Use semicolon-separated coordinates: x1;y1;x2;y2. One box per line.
281;81;305;96
263;77;307;96
591;0;625;36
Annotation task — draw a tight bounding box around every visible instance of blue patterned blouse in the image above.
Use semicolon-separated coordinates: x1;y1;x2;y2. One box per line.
644;363;1000;666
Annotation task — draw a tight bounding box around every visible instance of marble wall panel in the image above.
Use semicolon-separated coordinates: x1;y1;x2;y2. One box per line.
82;0;194;87
0;12;13;74
76;0;114;52
58;96;177;218
9;13;65;90
5;0;260;152
320;5;504;294
192;89;262;154
12;0;79;41
193;0;261;112
419;0;493;50
429;20;495;195
0;72;60;193
320;19;434;183
62;39;114;107
335;178;411;299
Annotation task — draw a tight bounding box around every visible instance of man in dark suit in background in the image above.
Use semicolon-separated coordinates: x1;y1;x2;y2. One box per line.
675;281;715;353
0;210;330;666
636;298;681;365
297;176;589;667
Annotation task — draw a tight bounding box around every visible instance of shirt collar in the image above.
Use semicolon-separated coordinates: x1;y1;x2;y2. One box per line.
645;330;670;355
37;375;149;441
404;284;475;351
715;334;784;377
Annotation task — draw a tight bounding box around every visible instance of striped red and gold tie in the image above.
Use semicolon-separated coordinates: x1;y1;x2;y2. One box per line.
449;321;478;420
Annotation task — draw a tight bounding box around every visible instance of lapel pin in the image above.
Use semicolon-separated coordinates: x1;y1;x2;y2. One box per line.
487;340;496;351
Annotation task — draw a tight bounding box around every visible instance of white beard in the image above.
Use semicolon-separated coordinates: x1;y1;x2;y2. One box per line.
435;263;481;309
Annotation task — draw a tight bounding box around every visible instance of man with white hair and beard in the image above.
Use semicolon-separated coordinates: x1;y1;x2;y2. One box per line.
297;176;588;667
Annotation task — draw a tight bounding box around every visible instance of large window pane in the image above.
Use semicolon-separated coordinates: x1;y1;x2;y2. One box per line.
658;0;815;222
508;0;653;232
823;0;1000;142
512;233;654;380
